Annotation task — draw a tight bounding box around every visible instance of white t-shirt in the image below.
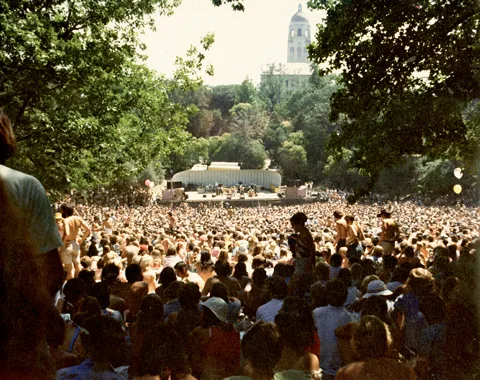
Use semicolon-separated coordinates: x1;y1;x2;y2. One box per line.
163;254;182;268
0;165;63;254
186;271;205;290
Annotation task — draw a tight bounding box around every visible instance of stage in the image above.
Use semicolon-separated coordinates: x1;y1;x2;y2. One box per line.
157;189;323;207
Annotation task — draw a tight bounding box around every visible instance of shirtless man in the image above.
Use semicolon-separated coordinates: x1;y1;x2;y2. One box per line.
345;214;364;260
168;211;176;232
378;209;400;255
102;212;114;235
334;211;348;253
60;204;91;279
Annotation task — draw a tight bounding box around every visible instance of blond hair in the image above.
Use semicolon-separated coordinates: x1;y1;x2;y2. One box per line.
354;315;392;359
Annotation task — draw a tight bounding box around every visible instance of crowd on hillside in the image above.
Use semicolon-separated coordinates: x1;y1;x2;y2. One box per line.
6;193;480;379
1;109;480;380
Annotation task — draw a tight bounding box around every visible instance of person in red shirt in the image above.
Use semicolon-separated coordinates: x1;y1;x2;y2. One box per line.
188;297;241;379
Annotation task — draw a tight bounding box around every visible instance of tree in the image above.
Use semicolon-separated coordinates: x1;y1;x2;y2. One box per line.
281;75;340;181
262;118;291;164
0;0;214;193
170;137;211;174
463;100;480;173
210;109;226;135
277;141;308;181
323;149;369;192
417;159;458;198
237;78;260;106
241;139;268;169
259;63;287;113
209;133;266;169
139;162;165;187
189;108;214;137
9;61;205;192
1;0;181;134
211;85;239;117
308;0;480;187
211;0;245;11
373;156;419;198
229;103;269;139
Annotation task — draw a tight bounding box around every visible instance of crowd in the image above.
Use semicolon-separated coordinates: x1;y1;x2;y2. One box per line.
1;109;480;380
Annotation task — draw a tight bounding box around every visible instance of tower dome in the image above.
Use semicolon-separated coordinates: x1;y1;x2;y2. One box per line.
291;4;309;23
287;4;311;64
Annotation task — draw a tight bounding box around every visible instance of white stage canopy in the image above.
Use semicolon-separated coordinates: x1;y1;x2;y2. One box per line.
172;169;281;189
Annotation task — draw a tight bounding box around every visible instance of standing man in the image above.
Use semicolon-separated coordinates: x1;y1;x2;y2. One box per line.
378;209;400;255
0;110;64;297
334;211;348;253
345;214;364;260
289;212;316;275
102;212;114;235
60;204;91;279
168;211;176;232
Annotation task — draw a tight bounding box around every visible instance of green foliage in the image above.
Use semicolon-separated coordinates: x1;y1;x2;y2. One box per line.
0;0;215;194
370;156;476;199
259;64;287;113
323;149;369;192
417;159;458;198
169;137;210;174
262;118;291;160
241;139;268;170
229;103;268;139
308;0;480;184
209;133;266;169
211;85;240;117
277;141;308;180
189;108;215;137
237;78;260;106
463;100;480;173
210;109;226;136
139;162;165;186
211;0;245;11
373;157;419;198
281;75;340;181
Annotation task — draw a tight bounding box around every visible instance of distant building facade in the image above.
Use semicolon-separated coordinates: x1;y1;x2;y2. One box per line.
260;63;311;92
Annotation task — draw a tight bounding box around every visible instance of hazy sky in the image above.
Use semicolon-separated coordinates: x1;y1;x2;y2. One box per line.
140;0;326;86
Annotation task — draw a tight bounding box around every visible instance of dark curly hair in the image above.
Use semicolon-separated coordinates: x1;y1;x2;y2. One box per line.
290;212;308;225
0;110;16;164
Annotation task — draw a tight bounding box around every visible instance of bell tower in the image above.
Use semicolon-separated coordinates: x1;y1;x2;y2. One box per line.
287;4;311;63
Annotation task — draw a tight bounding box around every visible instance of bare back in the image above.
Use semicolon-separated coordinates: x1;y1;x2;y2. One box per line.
64;216;83;242
336;218;348;239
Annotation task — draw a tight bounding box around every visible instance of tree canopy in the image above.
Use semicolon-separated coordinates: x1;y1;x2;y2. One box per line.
308;0;480;186
1;0;477;202
0;0;214;194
